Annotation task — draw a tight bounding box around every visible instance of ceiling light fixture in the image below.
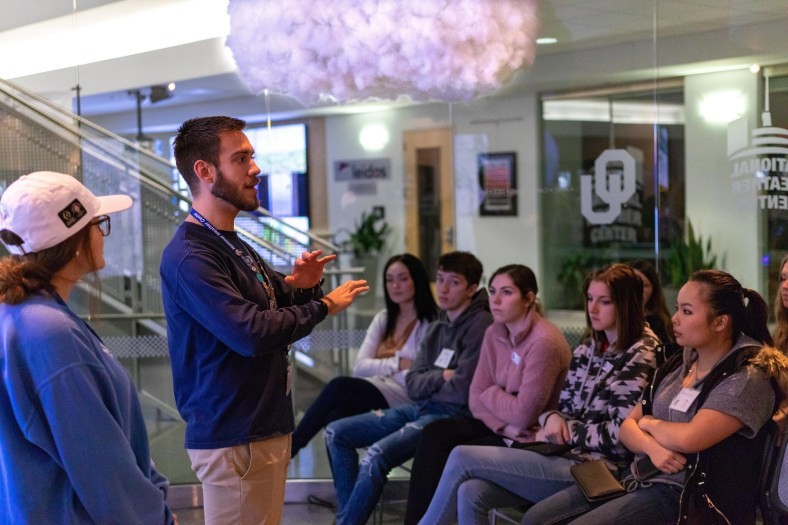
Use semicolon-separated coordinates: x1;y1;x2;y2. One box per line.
149;84;174;104
699;90;745;124
226;0;539;104
359;124;390;152
537;37;558;45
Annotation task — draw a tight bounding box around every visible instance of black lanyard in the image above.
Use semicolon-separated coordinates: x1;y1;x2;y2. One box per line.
189;208;277;310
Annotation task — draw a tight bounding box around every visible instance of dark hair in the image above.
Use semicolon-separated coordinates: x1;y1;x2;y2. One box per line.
382;253;438;339
775;254;788;354
690;269;773;346
437;251;483;286
172;116;246;195
490;264;543;315
0;225;93;304
584;263;645;352
629;259;673;342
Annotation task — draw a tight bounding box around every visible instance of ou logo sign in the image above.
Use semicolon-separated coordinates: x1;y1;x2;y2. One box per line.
581;149;636;225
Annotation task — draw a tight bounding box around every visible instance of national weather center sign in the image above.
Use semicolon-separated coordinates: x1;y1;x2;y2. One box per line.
728;117;788;210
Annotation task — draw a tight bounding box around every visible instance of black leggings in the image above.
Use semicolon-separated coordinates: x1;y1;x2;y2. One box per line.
291;375;389;457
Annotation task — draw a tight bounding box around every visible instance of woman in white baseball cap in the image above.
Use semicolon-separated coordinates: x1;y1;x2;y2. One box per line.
0;172;175;524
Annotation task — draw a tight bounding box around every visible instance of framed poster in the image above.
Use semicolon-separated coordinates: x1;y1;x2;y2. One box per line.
478;152;517;216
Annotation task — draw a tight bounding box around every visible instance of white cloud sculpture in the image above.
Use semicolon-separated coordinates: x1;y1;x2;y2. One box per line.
226;0;540;105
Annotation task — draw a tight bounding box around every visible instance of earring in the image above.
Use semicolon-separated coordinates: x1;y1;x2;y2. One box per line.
75;250;80;258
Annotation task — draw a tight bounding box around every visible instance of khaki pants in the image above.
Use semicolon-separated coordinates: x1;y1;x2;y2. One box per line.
188;434;291;525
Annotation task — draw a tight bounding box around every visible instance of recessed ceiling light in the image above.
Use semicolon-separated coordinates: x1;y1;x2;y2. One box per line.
537;37;558;45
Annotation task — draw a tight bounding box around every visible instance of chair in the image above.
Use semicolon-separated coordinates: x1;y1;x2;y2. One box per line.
764;421;788;525
371;460;412;525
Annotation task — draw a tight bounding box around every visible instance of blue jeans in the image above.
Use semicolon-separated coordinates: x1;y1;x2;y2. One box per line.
291;376;388;457
520;484;593;525
324;400;463;525
418;445;578;525
565;484;680;525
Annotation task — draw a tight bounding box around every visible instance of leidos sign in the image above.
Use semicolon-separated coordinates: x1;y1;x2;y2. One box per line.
728;117;788;210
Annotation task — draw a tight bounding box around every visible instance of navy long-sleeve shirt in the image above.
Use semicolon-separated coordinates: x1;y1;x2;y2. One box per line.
160;222;327;449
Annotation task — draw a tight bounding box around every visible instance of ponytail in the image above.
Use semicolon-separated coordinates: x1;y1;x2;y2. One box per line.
690;270;772;346
0;257;55;304
742;288;773;345
0;225;90;305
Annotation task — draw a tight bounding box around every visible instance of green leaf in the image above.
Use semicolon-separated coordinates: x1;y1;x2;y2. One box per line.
349;210;391;258
666;219;720;287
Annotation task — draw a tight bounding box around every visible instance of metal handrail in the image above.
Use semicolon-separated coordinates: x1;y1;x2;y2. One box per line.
254;207;340;253
0;78;177;171
0;77;333;261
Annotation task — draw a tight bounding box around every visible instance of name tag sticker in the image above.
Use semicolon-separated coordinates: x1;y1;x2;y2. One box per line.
434;348;455;368
669;387;700;413
511;351;521;365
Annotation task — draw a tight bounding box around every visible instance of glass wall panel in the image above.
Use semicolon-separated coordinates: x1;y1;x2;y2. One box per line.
540;84;686;309
536;2;788;321
764;69;788;309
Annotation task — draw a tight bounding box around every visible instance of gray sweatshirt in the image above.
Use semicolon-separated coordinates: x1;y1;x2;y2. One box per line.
406;289;493;407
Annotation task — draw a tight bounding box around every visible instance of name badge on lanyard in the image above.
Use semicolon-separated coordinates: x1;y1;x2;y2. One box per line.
669;387;700;413
511;351;521;366
286;365;294;396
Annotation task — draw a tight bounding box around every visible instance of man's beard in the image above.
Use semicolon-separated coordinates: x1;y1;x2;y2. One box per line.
211;168;259;212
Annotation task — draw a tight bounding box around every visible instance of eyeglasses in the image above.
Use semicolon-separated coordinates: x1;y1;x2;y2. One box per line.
91;215;111;237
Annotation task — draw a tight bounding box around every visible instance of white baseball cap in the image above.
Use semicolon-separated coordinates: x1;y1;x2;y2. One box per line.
0;171;133;255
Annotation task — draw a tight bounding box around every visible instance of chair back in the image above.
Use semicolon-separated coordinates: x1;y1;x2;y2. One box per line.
763;421;788;524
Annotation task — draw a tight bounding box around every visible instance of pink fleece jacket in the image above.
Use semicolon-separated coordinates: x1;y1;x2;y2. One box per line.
469;308;571;442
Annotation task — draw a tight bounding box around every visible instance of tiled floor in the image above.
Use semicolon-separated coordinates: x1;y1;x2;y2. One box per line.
172;498;409;525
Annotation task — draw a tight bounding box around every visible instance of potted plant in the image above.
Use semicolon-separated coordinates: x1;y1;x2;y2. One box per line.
349;210;391;260
665;219;721;288
557;252;607;310
346;210;391;311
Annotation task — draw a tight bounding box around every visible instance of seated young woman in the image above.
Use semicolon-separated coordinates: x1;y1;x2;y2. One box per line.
524;269;785;525
290;253;437;457
630;259;674;344
403;264;572;524
417;263;660;525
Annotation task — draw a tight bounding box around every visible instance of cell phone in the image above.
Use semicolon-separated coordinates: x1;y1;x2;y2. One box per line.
511;441;572;456
634;456;662;479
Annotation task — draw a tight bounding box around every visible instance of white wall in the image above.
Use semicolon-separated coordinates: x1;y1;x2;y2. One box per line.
684;69;761;288
325;104;451;254
452;94;542;282
324;95;542;287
